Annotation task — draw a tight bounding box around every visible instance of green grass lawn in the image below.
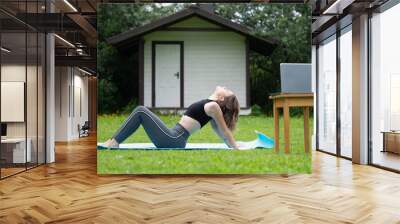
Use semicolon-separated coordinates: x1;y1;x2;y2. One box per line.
97;114;312;174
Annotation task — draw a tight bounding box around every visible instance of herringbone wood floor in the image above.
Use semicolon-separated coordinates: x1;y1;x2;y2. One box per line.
0;135;400;224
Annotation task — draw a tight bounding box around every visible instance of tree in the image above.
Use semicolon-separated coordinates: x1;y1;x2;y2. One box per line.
97;4;180;114
97;3;311;114
216;4;311;114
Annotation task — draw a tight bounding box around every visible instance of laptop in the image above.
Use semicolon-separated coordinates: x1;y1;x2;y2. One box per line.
280;63;312;93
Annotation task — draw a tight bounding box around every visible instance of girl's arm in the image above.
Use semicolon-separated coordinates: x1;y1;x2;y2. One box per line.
210;120;229;146
205;102;239;149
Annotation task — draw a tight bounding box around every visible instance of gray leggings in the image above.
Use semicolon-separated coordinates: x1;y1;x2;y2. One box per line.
112;106;190;148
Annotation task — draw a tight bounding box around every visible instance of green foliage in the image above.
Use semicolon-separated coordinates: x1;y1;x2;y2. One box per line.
97;3;182;42
97;4;181;114
215;4;311;114
97;3;311;114
98;78;118;114
250;104;263;116
97;41;137;114
121;98;138;115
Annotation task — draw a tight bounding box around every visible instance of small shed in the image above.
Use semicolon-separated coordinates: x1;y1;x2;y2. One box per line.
107;5;278;113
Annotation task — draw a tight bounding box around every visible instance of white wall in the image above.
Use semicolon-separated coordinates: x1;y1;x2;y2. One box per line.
72;72;89;138
1;65;27;140
55;67;68;141
143;16;247;108
54;67;89;141
1;63;46;164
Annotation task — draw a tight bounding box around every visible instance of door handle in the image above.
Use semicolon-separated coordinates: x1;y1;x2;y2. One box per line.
174;72;180;79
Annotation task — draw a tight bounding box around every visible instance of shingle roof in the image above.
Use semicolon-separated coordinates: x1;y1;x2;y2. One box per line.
107;5;279;56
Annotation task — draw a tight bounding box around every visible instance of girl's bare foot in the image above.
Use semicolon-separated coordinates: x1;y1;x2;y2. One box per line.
103;138;119;148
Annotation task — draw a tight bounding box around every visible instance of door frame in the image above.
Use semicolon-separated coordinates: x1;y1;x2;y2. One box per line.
151;41;184;108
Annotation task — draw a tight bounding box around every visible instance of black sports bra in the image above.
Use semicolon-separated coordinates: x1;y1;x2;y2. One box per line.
184;99;213;127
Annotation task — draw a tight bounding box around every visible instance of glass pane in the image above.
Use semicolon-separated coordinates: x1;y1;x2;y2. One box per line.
371;4;400;171
27;30;38;169
0;1;46;178
340;26;352;158
38;32;45;165
1;31;27;177
318;35;337;154
26;0;39;169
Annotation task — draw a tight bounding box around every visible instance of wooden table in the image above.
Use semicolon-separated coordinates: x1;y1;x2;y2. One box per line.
381;131;400;154
269;93;314;154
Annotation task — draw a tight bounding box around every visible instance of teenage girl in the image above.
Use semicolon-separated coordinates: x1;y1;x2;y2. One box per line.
102;86;241;149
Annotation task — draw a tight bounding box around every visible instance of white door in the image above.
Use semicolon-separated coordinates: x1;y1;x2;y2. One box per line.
155;44;181;107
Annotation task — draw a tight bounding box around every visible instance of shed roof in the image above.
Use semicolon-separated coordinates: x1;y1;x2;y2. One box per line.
107;5;279;56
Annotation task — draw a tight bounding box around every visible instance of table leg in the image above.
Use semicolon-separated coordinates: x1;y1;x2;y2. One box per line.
273;103;279;153
303;107;310;153
283;104;290;154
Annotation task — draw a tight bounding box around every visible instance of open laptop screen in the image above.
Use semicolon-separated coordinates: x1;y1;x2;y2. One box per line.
280;63;311;93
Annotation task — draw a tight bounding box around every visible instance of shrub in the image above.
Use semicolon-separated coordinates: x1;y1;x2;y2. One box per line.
251;104;263;116
121;98;138;114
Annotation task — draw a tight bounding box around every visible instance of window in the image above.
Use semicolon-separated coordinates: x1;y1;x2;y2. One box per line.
0;2;46;179
317;35;337;154
339;25;352;158
370;3;400;171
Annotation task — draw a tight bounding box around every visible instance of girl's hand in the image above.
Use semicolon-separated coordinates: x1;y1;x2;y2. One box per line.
235;141;251;150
